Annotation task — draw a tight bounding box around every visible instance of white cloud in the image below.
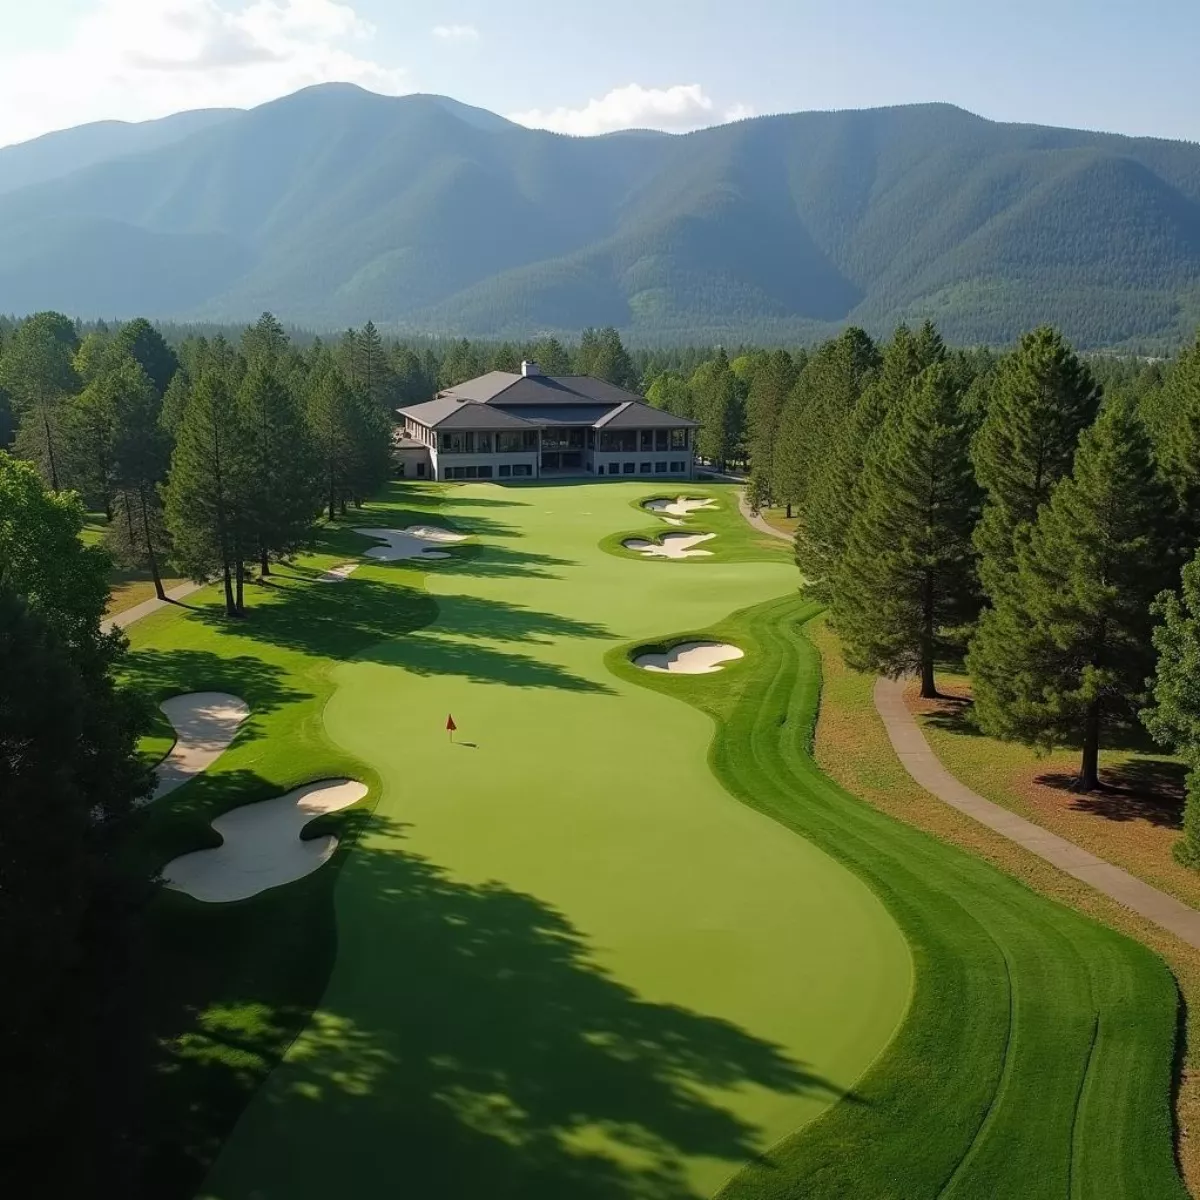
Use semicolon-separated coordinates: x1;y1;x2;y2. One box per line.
431;23;479;42
723;102;757;123
0;0;408;147
508;83;752;137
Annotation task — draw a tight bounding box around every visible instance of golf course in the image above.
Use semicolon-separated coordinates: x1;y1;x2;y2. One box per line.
124;480;1186;1199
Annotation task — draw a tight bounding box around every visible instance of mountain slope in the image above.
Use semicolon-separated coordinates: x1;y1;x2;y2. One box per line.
1;85;1198;346
0;107;241;197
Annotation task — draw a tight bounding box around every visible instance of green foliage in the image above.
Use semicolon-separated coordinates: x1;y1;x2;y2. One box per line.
971;326;1101;598
1144;553;1200;865
1155;331;1200;559
969;396;1174;788
0;310;80;489
744;350;796;504
111;317;180;398
644;370;694;418
577;326;639;389
691;348;742;468
832;362;981;693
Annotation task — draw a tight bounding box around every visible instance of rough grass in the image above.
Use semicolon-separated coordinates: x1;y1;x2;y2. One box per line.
609;600;1187;1199
82;512;187;615
810;615;1200;1193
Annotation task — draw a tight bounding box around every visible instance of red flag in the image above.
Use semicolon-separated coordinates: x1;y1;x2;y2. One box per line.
446;714;457;733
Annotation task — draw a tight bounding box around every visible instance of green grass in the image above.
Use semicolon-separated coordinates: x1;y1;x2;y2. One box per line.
599;487;793;564
130;480;914;1200
605;597;1186;1199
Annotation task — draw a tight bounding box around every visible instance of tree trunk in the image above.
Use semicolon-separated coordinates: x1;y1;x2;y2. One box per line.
235;561;245;615
139;490;166;601
1078;701;1102;792
42;407;59;491
260;547;271;578
785;502;793;518
920;569;938;699
222;563;236;617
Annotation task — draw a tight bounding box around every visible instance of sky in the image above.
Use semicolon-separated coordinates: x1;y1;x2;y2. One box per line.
1;0;1198;149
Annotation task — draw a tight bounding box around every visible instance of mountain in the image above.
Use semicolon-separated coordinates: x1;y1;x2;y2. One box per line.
1;83;1199;347
0;107;241;196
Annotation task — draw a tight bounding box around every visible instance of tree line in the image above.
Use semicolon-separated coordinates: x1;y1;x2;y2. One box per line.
763;319;1200;864
0;311;394;617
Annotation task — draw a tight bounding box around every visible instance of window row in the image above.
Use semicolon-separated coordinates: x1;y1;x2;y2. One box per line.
440;430;540;454
443;464;534;480
598;428;690;453
601;461;688;476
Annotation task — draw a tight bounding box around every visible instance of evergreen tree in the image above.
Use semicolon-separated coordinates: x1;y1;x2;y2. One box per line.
61;369;119;515
832;362;981;696
745;349;796;505
109;317;179;397
969;396;1173;790
106;359;173;599
237;362;321;575
1155;332;1200;560
692;349;742;470
392;347;430;404
0;311;80;490
307;364;362;521
578;326;638;389
796;324;942;589
353;319;395;412
490;342;520;372
241;311;289;372
1143;551;1200;866
164;372;248;617
160;369;192;436
531;336;572;376
971;326;1101;599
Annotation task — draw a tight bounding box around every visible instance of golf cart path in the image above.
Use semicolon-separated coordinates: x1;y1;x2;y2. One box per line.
874;676;1200;950
102;579;205;633
736;490;794;542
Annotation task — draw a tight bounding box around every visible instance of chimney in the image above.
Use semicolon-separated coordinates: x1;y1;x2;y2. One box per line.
521;360;542;377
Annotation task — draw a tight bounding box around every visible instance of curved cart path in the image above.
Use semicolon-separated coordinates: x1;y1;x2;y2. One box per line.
736;491;793;542
874;676;1200;950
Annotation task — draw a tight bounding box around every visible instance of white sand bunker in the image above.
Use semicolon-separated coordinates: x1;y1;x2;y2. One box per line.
163;779;369;903
318;562;360;583
355;525;468;562
623;533;716;559
635;642;745;674
643;496;719;519
151;693;249;803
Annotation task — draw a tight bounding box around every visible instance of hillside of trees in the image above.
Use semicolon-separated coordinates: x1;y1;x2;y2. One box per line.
4;85;1200;348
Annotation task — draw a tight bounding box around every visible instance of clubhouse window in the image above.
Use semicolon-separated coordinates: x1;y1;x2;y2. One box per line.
440;431;469;454
670;461;685;472
623;462;636;475
496;432;523;453
670;429;689;450
444;464;494;480
475;432;494;453
599;430;638;453
640;430;654;452
499;464;511;477
511;464;533;477
655;429;669;451
639;462;652;474
655;461;668;473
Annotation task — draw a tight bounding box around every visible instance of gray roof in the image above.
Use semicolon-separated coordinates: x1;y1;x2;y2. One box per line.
400;373;699;431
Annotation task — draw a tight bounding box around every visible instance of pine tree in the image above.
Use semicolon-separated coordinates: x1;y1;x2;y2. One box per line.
160;369;192;436
745;349;796;504
645;371;694;418
241;311;289;372
832;362;981;696
971;326;1101;599
237;362;321;575
969;396;1174;790
531;336;571;376
579;326;638;389
796;324;943;590
306;364;360;521
109;317;180;397
0;311;80;490
693;349;741;470
164;372;248;617
353;320;395;412
1155;332;1200;560
61;370;119;515
1143;552;1200;866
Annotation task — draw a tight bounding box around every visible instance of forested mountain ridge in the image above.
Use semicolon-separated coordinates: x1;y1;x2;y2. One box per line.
2;84;1200;347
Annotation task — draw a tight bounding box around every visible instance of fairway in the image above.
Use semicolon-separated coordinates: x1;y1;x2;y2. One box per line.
194;482;912;1198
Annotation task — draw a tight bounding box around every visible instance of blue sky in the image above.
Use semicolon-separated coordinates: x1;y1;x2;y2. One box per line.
2;0;1198;147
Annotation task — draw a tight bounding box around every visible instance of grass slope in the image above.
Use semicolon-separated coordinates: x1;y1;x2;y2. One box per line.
607;597;1185;1198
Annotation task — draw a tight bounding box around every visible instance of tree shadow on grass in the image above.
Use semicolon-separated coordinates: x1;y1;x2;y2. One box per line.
1037;759;1188;828
193;575;616;693
435;540;577;580
140;807;843;1200
122;649;309;717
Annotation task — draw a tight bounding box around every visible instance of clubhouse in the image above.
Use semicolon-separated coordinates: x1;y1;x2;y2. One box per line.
394;361;699;482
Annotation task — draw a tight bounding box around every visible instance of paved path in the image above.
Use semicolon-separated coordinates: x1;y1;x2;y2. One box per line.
874;676;1200;950
101;579;206;634
736;490;794;542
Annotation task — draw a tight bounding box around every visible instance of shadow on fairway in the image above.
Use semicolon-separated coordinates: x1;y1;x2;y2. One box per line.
142;808;846;1200
192;576;616;694
437;541;577;580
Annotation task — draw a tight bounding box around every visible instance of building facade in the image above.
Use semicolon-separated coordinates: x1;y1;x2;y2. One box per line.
394;362;699;482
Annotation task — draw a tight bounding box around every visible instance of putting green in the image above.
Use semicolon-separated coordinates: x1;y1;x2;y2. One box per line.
197;483;911;1199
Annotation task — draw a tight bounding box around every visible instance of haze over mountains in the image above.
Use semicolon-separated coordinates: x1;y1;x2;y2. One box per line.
1;83;1199;347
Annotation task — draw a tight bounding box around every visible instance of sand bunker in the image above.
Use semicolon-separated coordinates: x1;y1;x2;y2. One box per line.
355;525;468;562
152;693;250;802
635;642;745;674
643;496;718;519
163;779;369;903
318;562;360;583
623;533;716;559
